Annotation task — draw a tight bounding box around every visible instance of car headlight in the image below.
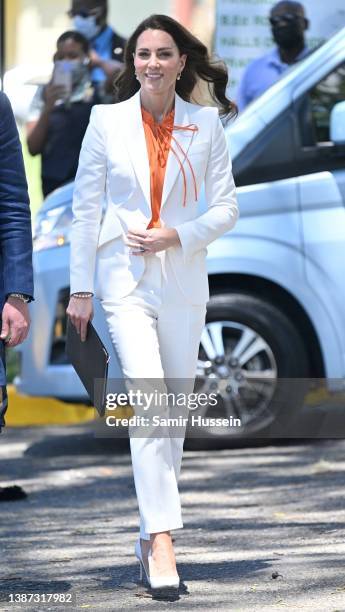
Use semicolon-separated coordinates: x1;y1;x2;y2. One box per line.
33;204;73;252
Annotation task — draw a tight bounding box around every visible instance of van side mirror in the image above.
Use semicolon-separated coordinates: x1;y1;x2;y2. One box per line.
330;101;345;145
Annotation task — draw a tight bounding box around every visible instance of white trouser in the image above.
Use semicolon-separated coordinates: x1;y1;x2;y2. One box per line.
101;249;206;539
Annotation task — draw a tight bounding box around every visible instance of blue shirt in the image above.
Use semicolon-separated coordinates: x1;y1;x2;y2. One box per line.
237;46;309;111
90;25;126;84
91;25;114;83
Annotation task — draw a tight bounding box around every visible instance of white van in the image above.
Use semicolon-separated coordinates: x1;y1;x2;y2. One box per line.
15;27;345;443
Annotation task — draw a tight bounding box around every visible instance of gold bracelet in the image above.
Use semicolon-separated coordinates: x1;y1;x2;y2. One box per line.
70;292;93;299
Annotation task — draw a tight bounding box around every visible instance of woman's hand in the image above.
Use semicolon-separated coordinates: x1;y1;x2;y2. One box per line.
43;82;68;111
125;227;181;255
26;82;68;155
66;297;94;342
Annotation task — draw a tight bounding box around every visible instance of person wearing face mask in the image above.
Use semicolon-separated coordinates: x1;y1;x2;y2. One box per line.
68;0;127;102
26;31;97;197
237;1;310;111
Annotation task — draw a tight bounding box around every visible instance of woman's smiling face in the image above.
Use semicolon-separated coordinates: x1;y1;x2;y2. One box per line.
133;29;186;96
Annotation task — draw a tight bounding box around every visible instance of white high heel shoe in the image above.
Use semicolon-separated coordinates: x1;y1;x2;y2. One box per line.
135;538;180;590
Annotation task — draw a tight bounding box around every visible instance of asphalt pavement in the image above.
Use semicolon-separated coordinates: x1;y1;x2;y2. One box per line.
1;423;345;611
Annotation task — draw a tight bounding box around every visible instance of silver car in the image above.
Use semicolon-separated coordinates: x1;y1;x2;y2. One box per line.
15;27;345;443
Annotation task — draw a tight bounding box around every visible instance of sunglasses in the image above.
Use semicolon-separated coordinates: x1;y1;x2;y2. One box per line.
67;8;101;18
269;13;302;26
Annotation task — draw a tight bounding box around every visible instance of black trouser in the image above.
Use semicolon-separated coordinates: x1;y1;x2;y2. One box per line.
0;384;8;433
0;338;8;433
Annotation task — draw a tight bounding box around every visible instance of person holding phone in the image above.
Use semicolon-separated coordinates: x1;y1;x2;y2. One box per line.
26;31;96;197
67;14;239;592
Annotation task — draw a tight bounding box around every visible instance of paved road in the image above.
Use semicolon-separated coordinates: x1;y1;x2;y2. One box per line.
1;424;345;611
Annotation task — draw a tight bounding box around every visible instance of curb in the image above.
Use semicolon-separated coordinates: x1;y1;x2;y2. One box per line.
6;385;94;427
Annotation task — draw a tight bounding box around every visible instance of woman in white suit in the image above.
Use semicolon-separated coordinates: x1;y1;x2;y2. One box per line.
67;14;238;592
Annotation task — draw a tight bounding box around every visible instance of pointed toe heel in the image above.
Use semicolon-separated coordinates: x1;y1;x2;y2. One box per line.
135;538;150;586
138;557;143;582
134;538;180;591
149;573;180;590
147;548;179;590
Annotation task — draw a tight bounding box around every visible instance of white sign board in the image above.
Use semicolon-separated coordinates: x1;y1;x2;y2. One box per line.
215;0;345;100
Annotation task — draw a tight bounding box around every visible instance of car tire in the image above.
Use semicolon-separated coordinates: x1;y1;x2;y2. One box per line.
185;292;310;449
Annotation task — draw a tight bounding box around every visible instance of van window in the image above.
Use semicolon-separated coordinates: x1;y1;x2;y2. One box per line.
308;62;345;144
236;62;345;186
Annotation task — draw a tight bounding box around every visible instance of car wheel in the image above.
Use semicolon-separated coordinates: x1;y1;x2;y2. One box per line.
185;292;310;449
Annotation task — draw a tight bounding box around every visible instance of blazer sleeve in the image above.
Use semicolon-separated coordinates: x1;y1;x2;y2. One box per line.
0;93;34;301
174;108;239;262
70;105;106;294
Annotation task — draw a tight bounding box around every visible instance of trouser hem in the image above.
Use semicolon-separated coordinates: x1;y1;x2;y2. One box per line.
140;521;184;537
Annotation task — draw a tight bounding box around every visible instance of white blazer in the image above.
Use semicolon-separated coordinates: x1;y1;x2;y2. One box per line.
70;89;239;305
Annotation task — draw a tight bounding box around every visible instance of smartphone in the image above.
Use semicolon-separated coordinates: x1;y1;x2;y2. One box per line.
52;60;72;102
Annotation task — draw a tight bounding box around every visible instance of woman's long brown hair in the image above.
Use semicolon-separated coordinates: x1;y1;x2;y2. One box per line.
113;14;237;122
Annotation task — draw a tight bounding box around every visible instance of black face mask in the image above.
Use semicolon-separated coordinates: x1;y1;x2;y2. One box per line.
272;24;304;50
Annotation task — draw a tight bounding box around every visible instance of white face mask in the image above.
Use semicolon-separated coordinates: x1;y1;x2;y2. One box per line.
73;15;101;40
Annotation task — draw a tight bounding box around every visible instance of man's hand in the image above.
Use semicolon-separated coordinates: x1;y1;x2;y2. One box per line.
89;50;123;73
66;297;93;342
125;227;181;255
0;297;31;347
89;49;103;69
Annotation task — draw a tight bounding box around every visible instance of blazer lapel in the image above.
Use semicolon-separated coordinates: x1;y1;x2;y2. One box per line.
118;89;196;215
161;92;196;209
119;90;151;216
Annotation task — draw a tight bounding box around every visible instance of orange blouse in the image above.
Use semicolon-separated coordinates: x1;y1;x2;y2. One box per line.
141;107;174;229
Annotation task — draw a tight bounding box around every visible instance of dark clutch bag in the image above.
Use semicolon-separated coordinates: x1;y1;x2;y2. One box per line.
66;318;109;416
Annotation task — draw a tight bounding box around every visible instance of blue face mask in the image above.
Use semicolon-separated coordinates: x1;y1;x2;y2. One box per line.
73;15;101;40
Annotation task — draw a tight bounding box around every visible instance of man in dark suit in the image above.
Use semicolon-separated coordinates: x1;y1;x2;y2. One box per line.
0;92;34;433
